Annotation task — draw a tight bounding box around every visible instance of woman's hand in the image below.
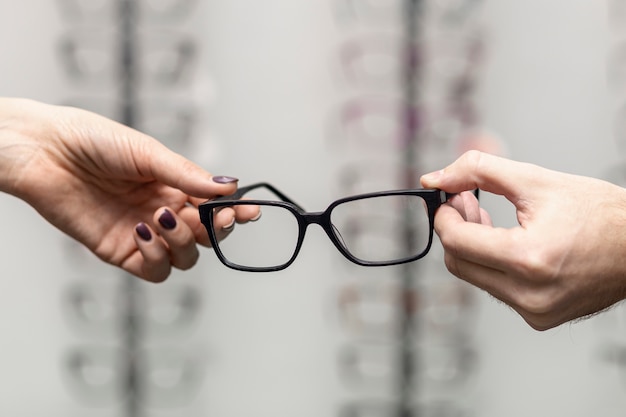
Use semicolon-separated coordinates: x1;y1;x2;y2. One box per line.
0;98;259;282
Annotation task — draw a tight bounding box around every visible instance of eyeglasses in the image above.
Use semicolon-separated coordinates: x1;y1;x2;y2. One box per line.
329;96;419;151
199;182;473;272
332;0;403;26
338;398;473;417
63;345;205;407
338;341;477;389
332;277;477;341
58;28;196;88
56;0;197;23
62;279;201;341
333;35;420;90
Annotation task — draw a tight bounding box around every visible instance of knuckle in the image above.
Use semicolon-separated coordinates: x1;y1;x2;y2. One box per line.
514;288;557;318
509;243;559;283
461;149;484;165
508;276;563;331
460;149;485;174
174;249;200;271
505;243;564;330
194;222;211;246
511;289;562;331
144;268;170;283
521;309;562;331
142;256;172;283
443;251;462;278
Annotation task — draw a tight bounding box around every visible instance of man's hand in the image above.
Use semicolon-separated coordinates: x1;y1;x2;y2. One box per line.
421;150;626;330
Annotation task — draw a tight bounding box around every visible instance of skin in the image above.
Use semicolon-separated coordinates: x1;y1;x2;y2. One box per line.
421;150;626;330
0;98;259;282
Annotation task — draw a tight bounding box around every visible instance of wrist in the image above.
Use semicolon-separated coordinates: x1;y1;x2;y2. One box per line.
0;98;55;199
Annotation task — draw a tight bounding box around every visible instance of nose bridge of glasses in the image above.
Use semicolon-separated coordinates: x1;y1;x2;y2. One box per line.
300;209;355;257
301;210;328;228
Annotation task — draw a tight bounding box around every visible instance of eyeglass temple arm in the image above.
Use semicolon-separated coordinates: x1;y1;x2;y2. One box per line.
211;182;306;211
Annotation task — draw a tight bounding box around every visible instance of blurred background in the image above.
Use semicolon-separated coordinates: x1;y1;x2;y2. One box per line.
1;0;626;416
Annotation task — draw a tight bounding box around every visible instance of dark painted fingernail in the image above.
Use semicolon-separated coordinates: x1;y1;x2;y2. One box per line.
212;176;239;184
158;209;177;230
135;223;152;241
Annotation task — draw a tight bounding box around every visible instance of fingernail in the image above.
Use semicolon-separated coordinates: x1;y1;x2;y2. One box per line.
250;211;262;222
212;176;239;184
222;218;236;232
135;223;152;241
158;209;177;230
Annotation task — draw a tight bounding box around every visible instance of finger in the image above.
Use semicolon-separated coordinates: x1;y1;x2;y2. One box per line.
191;206;237;247
118;127;240;199
188;196;209;207
434;203;521;272
149;147;240;199
179;205;212;246
68;107;240;199
213;206;237;240
442;250;514;307
127;222;172;282
154;208;199;270
443;252;572;331
420;150;548;203
234;204;262;223
447;191;483;224
479;207;493;226
188;197;261;222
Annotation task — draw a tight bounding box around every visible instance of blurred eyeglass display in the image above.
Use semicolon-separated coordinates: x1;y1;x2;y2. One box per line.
51;0;489;415
56;0;198;23
328;0;484;416
55;0;205;416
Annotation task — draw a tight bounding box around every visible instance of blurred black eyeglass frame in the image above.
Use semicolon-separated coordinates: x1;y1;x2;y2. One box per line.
199;182;478;272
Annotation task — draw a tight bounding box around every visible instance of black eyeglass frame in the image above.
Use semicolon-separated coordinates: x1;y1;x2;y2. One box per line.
199;182;473;272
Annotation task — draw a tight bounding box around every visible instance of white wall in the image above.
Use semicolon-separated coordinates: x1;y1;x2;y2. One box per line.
0;1;625;416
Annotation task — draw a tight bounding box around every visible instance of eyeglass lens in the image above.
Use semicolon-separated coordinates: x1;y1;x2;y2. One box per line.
212;187;299;269
330;194;431;262
216;202;300;269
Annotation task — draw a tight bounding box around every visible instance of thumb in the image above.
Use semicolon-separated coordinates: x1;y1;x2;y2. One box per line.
139;139;239;199
69;103;241;200
420;150;544;202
